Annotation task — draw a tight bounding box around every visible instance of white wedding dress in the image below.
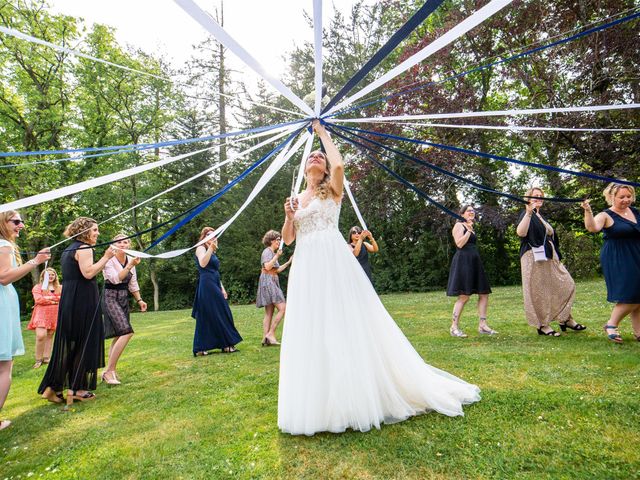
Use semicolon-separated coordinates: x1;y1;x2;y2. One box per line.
278;197;481;436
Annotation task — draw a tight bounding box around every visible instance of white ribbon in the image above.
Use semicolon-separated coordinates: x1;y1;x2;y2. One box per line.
325;0;514;116
294;133;315;195
174;0;314;117
123;131;310;259
313;0;323;117
344;178;368;231
48;126;298;249
331;103;640;123
0;123;297;213
396;122;640;132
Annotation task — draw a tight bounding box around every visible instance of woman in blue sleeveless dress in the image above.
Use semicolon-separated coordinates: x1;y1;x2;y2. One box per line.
0;210;50;430
348;226;378;284
582;183;640;343
192;227;242;355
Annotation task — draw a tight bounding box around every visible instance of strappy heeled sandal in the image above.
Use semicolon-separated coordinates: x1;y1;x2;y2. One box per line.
450;326;468;338
32;359;44;369
537;328;561;337
478;325;498;335
604;325;623;344
559;321;587;332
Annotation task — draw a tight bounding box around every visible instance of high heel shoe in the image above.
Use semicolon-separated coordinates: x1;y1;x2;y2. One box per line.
101;371;121;385
537;327;560;337
478;326;498;335
450;326;468;338
559;321;586;332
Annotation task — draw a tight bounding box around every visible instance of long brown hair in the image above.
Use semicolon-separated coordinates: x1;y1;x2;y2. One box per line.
64;217;97;243
0;210;22;265
198;227;216;243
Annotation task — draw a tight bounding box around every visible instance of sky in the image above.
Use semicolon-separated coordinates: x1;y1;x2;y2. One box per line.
47;0;355;80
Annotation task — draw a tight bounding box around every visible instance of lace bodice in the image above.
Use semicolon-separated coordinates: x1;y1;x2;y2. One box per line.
294;197;341;237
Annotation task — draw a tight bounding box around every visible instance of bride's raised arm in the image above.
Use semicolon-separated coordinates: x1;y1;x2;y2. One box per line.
312;120;343;198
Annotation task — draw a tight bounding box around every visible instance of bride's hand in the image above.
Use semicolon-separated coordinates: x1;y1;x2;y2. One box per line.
284;197;298;220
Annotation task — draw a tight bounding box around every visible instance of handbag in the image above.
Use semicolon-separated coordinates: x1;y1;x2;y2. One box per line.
530;232;548;262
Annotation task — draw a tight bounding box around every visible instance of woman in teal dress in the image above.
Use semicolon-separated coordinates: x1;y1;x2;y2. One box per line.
583;183;640;343
0;210;50;430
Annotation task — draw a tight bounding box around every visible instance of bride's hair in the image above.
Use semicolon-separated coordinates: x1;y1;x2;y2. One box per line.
305;150;332;200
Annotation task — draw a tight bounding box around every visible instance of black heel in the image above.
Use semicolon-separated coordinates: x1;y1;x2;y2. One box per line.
560;324;567;332
537;328;560;337
559;321;586;332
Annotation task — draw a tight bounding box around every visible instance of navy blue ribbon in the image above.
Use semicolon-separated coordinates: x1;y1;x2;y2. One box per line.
0;119;306;158
146;128;304;250
328;10;640;117
321;0;445;115
338;124;640;188
327;125;464;221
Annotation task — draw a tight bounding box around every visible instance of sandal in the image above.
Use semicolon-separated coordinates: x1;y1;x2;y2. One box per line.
450;326;468;338
69;391;96;402
537;327;561;337
0;420;11;431
604;325;623;344
221;347;239;353
43;357;50;364
478;326;498;335
32;359;44;369
559;321;587;332
194;351;209;357
101;371;121;385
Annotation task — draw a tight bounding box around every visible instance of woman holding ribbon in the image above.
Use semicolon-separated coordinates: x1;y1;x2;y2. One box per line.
516;188;585;337
256;230;292;346
192;227;242;355
278;120;480;436
0;211;50;429
38;217;114;405
348;226;378;284
101;234;147;384
582;183;640;343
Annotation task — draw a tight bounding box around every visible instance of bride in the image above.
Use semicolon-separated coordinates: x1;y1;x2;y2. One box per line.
278;120;481;436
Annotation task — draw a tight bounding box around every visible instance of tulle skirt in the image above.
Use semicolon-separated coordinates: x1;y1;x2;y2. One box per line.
278;228;480;436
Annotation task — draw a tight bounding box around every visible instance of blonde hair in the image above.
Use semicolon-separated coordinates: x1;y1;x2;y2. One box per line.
64;217;97;243
305;150;332;200
524;187;545;199
39;267;61;293
0;210;23;265
112;233;129;242
603;183;635;206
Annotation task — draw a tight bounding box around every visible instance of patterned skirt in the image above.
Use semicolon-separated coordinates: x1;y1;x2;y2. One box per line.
256;273;285;308
102;289;134;339
520;249;575;328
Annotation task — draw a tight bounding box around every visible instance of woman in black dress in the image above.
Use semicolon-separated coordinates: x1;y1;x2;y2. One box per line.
38;217;114;405
348;226;379;284
582;183;640;343
192;227;242;356
446;205;496;337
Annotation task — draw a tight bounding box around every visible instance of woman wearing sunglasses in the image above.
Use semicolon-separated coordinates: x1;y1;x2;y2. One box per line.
0;211;50;430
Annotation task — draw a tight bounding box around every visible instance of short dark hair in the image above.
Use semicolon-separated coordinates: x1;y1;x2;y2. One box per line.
348;226;362;243
262;230;281;246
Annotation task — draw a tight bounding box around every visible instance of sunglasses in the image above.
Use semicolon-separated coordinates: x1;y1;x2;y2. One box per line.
8;219;25;227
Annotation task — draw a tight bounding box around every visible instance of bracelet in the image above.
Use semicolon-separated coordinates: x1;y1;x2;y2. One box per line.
27;259;37;266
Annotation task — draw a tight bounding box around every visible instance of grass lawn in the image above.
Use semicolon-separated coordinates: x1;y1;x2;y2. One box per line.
1;279;639;479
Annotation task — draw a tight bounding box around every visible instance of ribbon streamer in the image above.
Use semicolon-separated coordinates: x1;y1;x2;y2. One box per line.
46;126;298;249
325;0;514;116
174;0;313;117
330;10;640;117
333;103;640;123
343;178;368;230
321;0;446;114
338;124;640;188
397;122;640;133
313;0;323;117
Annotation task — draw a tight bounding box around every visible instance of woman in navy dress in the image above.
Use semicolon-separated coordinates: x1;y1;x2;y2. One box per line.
348;226;378;284
583;183;640;343
192;227;242;355
446;205;496;337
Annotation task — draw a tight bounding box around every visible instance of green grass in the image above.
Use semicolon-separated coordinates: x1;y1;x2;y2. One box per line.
2;279;639;479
